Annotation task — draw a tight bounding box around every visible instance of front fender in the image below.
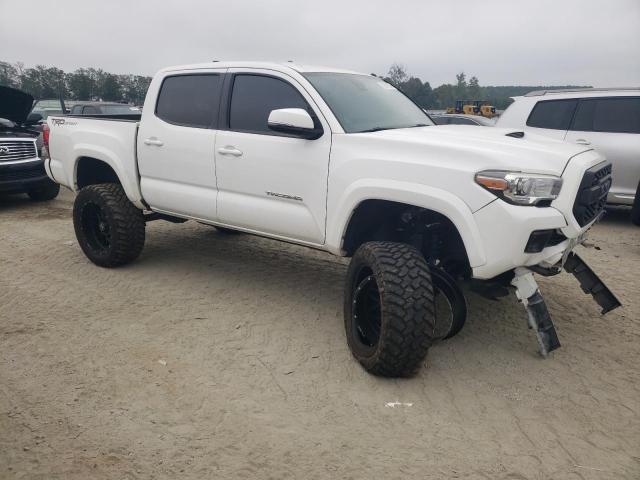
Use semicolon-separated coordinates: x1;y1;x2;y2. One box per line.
326;179;487;267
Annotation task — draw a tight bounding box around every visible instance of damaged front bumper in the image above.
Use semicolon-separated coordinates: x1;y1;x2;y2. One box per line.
511;240;621;356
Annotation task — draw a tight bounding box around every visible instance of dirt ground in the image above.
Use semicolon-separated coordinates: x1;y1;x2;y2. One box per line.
1;188;638;480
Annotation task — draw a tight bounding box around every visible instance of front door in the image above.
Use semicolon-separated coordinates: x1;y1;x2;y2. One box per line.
214;70;331;244
137;71;224;219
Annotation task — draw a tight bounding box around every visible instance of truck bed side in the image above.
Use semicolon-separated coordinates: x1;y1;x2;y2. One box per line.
46;116;145;208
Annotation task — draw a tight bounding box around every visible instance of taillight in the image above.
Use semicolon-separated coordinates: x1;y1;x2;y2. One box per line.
43;124;50;147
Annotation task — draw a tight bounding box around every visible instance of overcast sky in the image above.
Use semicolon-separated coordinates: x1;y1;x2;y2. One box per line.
1;0;639;87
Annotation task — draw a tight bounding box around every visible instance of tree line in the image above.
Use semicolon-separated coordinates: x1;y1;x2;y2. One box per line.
0;61;151;105
383;63;588;110
0;60;588;110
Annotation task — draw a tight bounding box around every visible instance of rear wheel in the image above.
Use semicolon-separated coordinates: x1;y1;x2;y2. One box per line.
631;182;640;226
28;181;59;201
73;183;145;267
344;242;435;377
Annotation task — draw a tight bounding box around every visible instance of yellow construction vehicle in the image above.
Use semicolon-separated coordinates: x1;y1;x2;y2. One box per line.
446;100;497;118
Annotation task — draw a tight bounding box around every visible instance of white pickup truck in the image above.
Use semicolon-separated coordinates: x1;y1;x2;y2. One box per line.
46;62;620;377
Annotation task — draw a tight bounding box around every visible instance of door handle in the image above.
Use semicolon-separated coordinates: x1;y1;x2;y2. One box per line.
575;139;591;145
217;146;243;157
144;138;164;146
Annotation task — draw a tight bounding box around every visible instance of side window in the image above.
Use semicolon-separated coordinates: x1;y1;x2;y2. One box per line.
526;99;577;130
572;97;640;134
83;106;98;115
71;105;82;114
433;116;449;125
155;74;221;128
228;74;309;134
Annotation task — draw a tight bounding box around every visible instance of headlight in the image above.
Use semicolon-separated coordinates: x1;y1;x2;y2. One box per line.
475;170;562;206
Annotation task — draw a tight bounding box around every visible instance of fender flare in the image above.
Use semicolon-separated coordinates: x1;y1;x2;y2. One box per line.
71;144;145;209
326;179;487;268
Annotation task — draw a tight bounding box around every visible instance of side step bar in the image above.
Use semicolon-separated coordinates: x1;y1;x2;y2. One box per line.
564;252;622;314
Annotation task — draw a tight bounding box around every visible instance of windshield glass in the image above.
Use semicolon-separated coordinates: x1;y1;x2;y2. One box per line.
303;73;433;133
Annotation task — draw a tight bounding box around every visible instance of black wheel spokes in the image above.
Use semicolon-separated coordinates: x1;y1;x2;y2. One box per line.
82;203;111;253
353;274;382;348
95;210;111;248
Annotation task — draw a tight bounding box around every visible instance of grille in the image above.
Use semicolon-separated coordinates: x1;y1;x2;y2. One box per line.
572;162;612;227
0;162;47;182
0;140;38;163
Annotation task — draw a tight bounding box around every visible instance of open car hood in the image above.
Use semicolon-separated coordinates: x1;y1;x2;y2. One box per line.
0;85;34;124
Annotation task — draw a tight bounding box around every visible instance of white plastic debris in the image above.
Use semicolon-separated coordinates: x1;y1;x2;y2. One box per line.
385;401;413;408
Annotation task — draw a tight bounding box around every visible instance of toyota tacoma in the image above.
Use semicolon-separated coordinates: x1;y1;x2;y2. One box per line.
46;62;620;377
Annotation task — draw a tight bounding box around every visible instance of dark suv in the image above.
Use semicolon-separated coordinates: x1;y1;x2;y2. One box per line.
69;102;141;116
0;86;59;201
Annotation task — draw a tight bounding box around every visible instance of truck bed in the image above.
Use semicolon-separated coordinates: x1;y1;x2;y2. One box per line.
47;115;145;207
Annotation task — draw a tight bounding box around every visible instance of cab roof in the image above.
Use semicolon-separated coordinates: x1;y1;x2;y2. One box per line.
159;61;365;76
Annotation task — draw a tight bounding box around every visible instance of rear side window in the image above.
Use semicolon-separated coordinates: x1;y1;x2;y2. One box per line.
572;97;640;134
228;74;309;134
526;99;577;130
156;74;221;128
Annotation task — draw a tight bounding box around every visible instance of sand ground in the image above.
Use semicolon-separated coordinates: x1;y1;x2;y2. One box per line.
1;188;638;479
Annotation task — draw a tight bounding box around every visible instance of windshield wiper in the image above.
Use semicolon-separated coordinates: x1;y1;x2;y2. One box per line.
406;123;430;128
358;126;394;133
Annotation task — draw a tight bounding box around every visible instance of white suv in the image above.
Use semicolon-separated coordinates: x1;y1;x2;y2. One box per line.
497;88;640;224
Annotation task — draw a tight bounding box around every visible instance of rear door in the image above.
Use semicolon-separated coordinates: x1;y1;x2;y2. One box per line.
524;98;578;140
214;70;331;244
564;96;640;203
137;70;224;219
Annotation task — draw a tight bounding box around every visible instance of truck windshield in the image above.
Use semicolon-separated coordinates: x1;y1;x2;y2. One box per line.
303;72;433;133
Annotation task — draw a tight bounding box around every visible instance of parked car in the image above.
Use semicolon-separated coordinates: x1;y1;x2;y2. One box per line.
0;86;60;201
31;99;66;120
69;102;141;116
29;99;67;159
46;62;619;377
431;113;496;126
497;88;640;225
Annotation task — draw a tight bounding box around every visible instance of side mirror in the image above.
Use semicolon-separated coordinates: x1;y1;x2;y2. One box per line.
268;108;323;140
26;113;43;124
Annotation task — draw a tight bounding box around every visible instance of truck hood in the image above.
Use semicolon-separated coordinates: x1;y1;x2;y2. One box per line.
0;86;34;124
363;125;590;176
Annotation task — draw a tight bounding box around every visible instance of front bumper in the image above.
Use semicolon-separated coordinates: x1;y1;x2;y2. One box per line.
472;199;571;279
471;150;609;280
0;159;52;194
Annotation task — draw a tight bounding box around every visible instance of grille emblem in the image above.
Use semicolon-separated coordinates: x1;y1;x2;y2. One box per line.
0;146;9;155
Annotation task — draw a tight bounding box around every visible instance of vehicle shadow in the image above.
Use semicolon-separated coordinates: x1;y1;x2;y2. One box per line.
137;223;569;362
0;192;71;218
600;205;633;226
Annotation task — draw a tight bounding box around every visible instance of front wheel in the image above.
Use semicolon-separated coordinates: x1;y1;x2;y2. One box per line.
344;242;436;377
28;181;60;201
73;183;145;267
631;181;640;226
